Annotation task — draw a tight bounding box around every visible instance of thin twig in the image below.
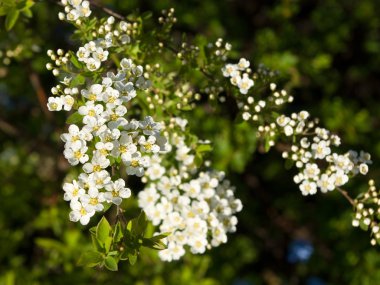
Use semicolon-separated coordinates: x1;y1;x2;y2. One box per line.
29;72;53;120
337;187;356;206
89;0;125;20
0;119;20;136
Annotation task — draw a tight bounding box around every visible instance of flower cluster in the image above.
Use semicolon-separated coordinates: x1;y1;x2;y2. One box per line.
222;58;254;94
47;57;166;224
352;180;380;246
76;17;131;71
277;111;371;195
138;118;243;261
59;0;91;22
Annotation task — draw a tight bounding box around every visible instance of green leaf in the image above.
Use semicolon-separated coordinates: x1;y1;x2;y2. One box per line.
132;211;147;238
194;153;203;167
21;8;32;18
70;74;86;87
91;235;103;252
104;236;113;253
69;52;83;69
96;216;111;244
77;251;103;267
104;256;118;271
5;9;19;31
360;221;369;231
196;144;212;153
128;253;137;265
142;232;170;250
142;238;167;250
66;112;83;124
113;221;124;243
141;11;152;19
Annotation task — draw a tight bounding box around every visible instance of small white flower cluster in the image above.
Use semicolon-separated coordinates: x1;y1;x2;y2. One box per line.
46;49;70;77
138;118;242;261
222;58;254;94
59;0;91;22
352;180;380;246
278;111;371;195
76;17;132;71
239;82;294;122
77;40;109;71
47;58;166;224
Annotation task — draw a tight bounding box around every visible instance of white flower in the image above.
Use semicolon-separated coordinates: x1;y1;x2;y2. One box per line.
181;180;201;198
276;115;290;127
61;124;88;151
138;186;160;208
123;151;150;177
120;58;133;70
237;58;250;70
47;97;63;111
88;170;111;189
222;64;238;77
299;180;317;195
284;125;294;136
63;180;85;201
111;132;137;158
236;73;254;94
317;174;335;193
77;1;91;17
331;170;349;187
189;237;208;254
81;84;104;101
359;163;369;175
69;200;95;225
83;151;110;173
78;101;104;123
82;116;107;136
145;163;165;180
104;178;131;205
86;57;101;71
311;140;331;159
77;47;89;61
81;187;105;212
67;9;80;21
95;141;114;156
64;145;89;165
61;95;75;111
93;47;109;62
303;163;320;180
138;135;160;153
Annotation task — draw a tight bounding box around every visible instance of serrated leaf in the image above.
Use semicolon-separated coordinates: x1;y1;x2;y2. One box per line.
104;256;118;271
77;251;103;267
96;216;111;244
5;9;19;31
66;112;83;124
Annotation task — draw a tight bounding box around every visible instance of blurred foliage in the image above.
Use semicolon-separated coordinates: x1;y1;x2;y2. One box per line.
1;0;380;284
